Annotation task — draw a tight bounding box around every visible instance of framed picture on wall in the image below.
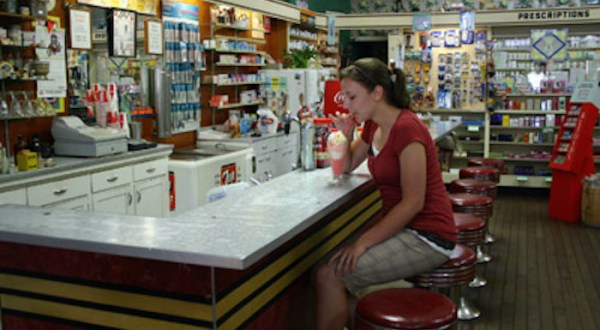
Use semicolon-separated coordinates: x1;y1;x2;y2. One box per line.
68;7;92;50
144;19;163;55
108;9;136;57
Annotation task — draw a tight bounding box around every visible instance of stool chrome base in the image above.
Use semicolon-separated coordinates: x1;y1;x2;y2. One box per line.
457;296;481;321
469;274;487;288
485;231;496;244
476;245;492;264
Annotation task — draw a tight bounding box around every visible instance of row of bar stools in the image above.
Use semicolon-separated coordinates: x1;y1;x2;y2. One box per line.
356;288;457;330
454;212;488;289
448;193;493;264
410;244;480;321
458;164;500;244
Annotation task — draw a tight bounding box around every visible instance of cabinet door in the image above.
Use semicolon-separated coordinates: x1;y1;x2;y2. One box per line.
134;175;168;217
0;188;27;205
92;185;134;215
275;147;296;177
44;195;90;211
254;151;277;181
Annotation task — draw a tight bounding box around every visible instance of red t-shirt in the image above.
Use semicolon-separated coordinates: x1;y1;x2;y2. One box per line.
361;110;457;242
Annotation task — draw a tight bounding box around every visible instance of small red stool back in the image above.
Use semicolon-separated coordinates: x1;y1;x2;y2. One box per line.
459;166;500;183
450;178;497;200
356;288;457;330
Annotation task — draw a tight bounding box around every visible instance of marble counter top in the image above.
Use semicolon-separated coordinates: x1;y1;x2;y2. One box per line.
0;144;173;189
0;165;373;270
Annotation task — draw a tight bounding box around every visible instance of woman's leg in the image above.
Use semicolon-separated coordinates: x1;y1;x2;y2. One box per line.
315;262;348;330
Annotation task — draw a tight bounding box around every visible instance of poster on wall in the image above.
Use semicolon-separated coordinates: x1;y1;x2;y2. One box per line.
459;10;475;44
35;23;67;98
144;19;163;55
69;7;92;50
108;9;136;57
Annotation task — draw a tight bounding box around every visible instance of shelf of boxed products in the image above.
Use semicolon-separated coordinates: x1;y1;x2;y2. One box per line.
213;22;266;33
216;62;266;67
505;93;571;98
489;141;555;147
423;109;486;114
213;34;266;45
215;101;263;110
492;110;566;115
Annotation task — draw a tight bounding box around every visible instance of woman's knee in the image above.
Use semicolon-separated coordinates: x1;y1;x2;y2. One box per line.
314;262;338;286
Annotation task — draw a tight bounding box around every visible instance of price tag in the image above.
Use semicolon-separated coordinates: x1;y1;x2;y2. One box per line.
467;125;480;132
516;176;529;182
544;177;553;183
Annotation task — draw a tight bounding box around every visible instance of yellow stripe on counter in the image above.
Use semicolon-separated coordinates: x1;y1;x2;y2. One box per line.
0;274;212;322
220;195;382;329
2;294;211;330
216;191;380;318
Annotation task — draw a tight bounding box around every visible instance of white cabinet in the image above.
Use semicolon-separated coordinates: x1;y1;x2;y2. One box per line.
251;133;298;181
0;188;27;205
132;158;169;217
27;175;91;210
133;176;168;217
91;166;134;215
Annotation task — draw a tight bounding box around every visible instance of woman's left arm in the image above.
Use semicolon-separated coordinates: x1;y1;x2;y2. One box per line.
330;141;427;276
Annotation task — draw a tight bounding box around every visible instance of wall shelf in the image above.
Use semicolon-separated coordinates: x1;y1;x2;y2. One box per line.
492;110;566;115
213;34;266;44
216;101;263;110
490;126;558;130
505;93;571;98
489;141;555;147
216;62;266;67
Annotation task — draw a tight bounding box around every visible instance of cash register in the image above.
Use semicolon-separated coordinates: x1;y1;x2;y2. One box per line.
51;116;128;157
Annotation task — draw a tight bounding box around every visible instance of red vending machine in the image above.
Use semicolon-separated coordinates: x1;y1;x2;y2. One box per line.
548;81;599;222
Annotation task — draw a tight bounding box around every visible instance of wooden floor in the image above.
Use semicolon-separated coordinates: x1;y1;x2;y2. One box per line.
460;189;600;330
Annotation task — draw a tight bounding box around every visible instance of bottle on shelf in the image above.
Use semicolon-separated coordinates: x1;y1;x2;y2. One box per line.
13;134;26;164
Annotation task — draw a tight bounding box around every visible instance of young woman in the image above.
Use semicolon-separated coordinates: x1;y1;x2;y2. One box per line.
315;58;457;330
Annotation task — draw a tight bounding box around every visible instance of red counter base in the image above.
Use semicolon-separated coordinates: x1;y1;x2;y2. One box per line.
0;184;380;330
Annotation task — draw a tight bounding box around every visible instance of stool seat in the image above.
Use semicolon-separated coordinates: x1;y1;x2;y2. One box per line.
459;166;501;183
356;288;457;330
450;178;497;198
448;193;493;207
468;158;506;172
454;213;486;231
438;243;477;269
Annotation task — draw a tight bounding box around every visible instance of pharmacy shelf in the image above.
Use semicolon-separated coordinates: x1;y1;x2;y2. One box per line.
498;157;552;163
216;101;263;110
422;109;486;114
216;63;266;67
213;49;266;55
505;93;571;98
213;22;266;32
207;81;265;87
213;34;266;44
489;141;555;147
490;126;558;130
493;110;566;115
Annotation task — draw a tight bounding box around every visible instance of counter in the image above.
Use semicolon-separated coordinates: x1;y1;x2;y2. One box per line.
0;144;173;190
0;121;459;329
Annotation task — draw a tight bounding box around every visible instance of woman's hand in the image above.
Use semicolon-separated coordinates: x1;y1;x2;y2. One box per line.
328;240;368;277
328;111;356;139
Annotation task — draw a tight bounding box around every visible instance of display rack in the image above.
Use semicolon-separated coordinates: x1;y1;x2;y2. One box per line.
204;5;266;127
0;12;43;160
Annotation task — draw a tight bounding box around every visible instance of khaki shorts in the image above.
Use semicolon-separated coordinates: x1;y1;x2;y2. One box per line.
340;229;449;295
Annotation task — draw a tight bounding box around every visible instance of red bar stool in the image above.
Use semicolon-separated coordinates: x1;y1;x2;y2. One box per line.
448;193;493;264
450;178;497;200
356;288;457;330
467;157;506;174
454;212;487;288
459;166;500;183
411;244;480;321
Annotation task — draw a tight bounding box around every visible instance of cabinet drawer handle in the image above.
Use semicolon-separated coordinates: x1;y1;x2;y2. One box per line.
53;187;67;195
137;191;142;203
128;192;133;206
106;175;119;182
145;167;156;174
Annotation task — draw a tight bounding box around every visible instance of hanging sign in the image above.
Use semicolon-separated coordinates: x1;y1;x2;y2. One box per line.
327;14;336;45
460;10;475;44
531;29;568;61
517;9;590;21
300;8;316;28
162;0;199;22
77;0;159;16
413;13;431;32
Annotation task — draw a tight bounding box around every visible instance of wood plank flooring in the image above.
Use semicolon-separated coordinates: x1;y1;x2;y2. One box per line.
459;189;600;330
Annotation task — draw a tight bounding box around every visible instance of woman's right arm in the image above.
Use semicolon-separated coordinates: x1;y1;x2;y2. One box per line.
346;137;368;173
